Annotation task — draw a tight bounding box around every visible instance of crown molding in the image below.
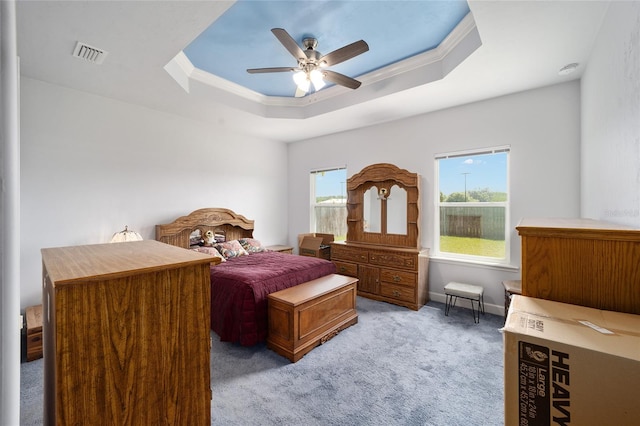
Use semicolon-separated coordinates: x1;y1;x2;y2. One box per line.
164;12;481;119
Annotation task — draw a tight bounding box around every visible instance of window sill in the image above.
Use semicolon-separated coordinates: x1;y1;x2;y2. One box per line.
429;255;520;272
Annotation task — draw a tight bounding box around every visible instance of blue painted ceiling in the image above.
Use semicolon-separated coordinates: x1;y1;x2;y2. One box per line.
183;0;470;97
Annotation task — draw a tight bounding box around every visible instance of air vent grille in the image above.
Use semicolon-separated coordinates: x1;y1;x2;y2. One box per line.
72;41;108;65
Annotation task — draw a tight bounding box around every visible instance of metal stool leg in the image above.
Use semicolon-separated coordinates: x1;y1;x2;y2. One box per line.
471;299;477;323
472;295;485;323
445;294;450;316
445;294;460;316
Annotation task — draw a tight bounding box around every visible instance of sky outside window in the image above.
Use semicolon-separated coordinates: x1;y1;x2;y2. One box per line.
315;169;347;200
439;152;507;197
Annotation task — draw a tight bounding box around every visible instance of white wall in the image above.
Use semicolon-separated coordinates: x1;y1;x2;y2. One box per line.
20;77;289;308
581;1;640;226
1;1;22;423
288;82;581;314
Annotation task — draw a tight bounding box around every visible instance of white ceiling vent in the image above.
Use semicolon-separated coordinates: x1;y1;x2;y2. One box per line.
72;41;108;65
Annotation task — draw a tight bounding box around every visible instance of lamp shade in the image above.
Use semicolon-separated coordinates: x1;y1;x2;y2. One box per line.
293;71;310;93
309;69;325;90
110;225;143;243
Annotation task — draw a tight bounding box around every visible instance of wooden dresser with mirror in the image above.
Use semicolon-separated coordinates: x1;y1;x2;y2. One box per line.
331;163;429;310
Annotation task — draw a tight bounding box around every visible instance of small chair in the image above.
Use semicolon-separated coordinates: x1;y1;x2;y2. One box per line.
444;282;485;323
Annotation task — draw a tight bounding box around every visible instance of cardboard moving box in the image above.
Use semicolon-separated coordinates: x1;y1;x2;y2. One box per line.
503;295;640;426
298;233;333;259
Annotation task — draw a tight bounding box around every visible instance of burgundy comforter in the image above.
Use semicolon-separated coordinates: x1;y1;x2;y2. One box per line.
209;251;336;346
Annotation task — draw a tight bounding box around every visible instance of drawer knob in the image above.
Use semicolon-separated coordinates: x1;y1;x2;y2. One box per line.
393;275;401;282
340;267;346;272
393;290;401;297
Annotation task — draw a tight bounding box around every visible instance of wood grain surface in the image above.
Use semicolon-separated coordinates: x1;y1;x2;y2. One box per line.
517;218;640;314
42;240;214;425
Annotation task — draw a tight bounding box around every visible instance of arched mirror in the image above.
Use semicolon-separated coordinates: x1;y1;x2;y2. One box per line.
363;186;381;233
345;163;420;248
387;185;407;235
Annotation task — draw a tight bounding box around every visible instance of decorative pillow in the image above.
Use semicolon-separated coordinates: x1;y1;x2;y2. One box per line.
191;246;226;262
212;240;249;259
238;238;266;254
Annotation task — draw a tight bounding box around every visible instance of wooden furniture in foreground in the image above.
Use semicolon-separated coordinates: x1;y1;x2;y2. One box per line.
25;304;43;361
516;218;640;315
41;240;217;425
331;163;430;310
267;274;358;362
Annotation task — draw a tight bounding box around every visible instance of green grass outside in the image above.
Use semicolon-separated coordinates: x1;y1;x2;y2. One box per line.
440;236;505;258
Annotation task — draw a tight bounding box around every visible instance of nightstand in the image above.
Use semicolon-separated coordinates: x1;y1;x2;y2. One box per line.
266;245;293;254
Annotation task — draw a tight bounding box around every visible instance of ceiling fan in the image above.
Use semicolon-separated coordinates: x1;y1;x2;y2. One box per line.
247;28;369;97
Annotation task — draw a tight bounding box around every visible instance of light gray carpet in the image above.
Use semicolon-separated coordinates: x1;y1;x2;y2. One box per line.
20;297;504;425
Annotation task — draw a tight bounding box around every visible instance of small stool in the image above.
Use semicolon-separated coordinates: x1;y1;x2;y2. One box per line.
444;282;485;323
502;280;522;319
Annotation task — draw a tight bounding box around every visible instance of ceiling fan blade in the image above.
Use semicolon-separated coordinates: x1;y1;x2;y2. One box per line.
323;70;362;90
320;40;369;67
271;28;307;61
247;67;297;74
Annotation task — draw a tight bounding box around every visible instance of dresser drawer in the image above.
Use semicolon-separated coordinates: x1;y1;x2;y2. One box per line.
380;282;415;303
333;261;358;277
331;245;368;263
369;250;416;271
380;269;416;286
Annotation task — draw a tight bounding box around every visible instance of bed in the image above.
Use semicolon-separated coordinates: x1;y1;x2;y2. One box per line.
155;208;336;346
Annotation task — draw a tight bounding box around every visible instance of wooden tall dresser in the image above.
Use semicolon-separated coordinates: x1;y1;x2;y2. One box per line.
517;218;640;315
41;240;216;425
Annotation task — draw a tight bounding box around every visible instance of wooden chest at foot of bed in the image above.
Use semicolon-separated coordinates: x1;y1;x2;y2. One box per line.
267;274;358;362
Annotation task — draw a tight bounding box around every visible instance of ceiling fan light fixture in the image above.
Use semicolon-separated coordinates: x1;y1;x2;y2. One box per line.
293;71;310;93
310;69;325;90
250;28;368;97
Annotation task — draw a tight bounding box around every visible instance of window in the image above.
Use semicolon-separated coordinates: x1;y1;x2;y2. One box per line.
310;167;347;241
435;147;510;263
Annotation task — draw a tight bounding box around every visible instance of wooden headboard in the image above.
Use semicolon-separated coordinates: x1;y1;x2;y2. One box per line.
155;208;254;249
